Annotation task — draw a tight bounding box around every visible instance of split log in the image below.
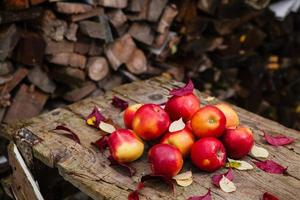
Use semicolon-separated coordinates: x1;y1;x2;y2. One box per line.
79;20;109;40
0;7;44;25
70;8;103;22
0;68;28;93
51;67;86;86
147;0;168;22
0;61;14;76
63;81;97;102
97;74;123;91
65;23;78;42
47;53;87;69
107;9;127;30
86;57;109;81
55;2;93;15
152;30;169;48
105;34;136;70
127;0;144;12
0;24;20;61
157;4;178;34
3;84;48;123
74;38;91;55
128;23;154;45
27;66;56;94
45;39;74;55
126;0;149;21
98;0;128;8
88;40;103;56
126;49;147;74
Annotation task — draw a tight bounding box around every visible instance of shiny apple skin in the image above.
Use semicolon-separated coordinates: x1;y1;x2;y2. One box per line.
215;103;239;128
123;104;143;129
148;144;183;177
190;137;226;172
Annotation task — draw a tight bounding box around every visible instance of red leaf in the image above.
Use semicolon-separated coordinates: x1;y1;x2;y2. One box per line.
128;183;145;200
112;96;129;111
253;160;287;174
86;106;106;128
108;155;136;177
263;131;294;146
263;192;279;200
170;79;194;96
53;125;81;144
91;136;108;152
212;168;233;187
187;189;212;200
141;174;174;193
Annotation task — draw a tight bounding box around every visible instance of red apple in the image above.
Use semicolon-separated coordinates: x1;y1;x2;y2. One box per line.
123;104;143;129
191;105;226;138
165;93;200;122
107;129;144;163
148;144;183;177
215;103;239;128
132;104;171;141
222;126;254;159
160;127;195;157
190;137;226;172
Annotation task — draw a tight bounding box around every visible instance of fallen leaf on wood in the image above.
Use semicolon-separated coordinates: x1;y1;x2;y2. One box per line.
108;155;136;177
86;106;106;128
53;125;81;144
212;168;233;187
173;170;193;187
219;175;236;193
170;79;194;96
263;131;294;146
253;160;287;174
99;121;116;134
187;189;212;200
249;144;269;158
112;96;129;111
91;135;108;152
128;182;145;200
226;158;254;170
262;192;279;200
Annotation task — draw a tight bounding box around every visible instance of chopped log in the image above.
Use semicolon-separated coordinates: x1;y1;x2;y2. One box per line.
47;53;87;69
63;81;96;102
157;4;178;34
3;85;48;123
86;57;109;81
70;8;103;22
45;39;74;55
107;9;127;29
79;20;108;40
51;67;86;86
197;0;218;14
0;7;44;25
0;75;13;85
127;0;143;12
147;0;168;22
30;0;47;6
55;2;93;15
126;49;147;74
126;0;149;21
74;39;91;55
65;23;78;42
105;34;136;70
128;23;154;45
27;66;56;94
97;74;123;91
4;0;29;10
1;68;28;93
0;24;20;61
88;40;103;56
98;0;128;8
0;61;14;76
15;32;46;66
152;30;169;48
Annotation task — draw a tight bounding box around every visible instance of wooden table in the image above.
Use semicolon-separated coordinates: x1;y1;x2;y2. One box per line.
1;76;300;200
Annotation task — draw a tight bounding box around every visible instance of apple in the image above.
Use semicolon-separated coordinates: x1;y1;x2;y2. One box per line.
160;128;195;157
190;137;226;172
215;103;239;128
148;144;183;177
107;129;144;163
123;103;143;129
222;126;254;159
191;105;226;138
165;93;200;122
132;104;171;141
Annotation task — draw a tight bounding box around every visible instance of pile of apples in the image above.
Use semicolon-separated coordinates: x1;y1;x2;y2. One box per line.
107;83;254;178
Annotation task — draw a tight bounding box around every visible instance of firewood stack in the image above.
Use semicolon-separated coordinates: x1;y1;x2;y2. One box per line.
0;0;299;130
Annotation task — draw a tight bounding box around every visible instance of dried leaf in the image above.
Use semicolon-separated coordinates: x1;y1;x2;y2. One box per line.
173;171;193;180
187;189;212;200
170;79;194;96
212;168;233;187
226;159;254;170
263;131;294;146
86;106;106;128
253;160;287;174
128;182;145;200
168;118;185;132
141;174;174;192
91;135;108;152
53;125;81;144
249;144;269;158
99;121;116;134
219;175;236;193
263;192;279;200
112;96;129;111
108;155;136;177
175;178;193;187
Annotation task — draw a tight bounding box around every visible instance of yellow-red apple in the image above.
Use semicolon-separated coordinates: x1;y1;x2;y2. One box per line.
215;103;239;128
107;129;144;163
123;104;143;129
148;144;183;177
132;104;171;141
191;105;226;138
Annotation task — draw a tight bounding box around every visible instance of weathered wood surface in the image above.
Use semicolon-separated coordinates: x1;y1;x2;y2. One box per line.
1;76;300;200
